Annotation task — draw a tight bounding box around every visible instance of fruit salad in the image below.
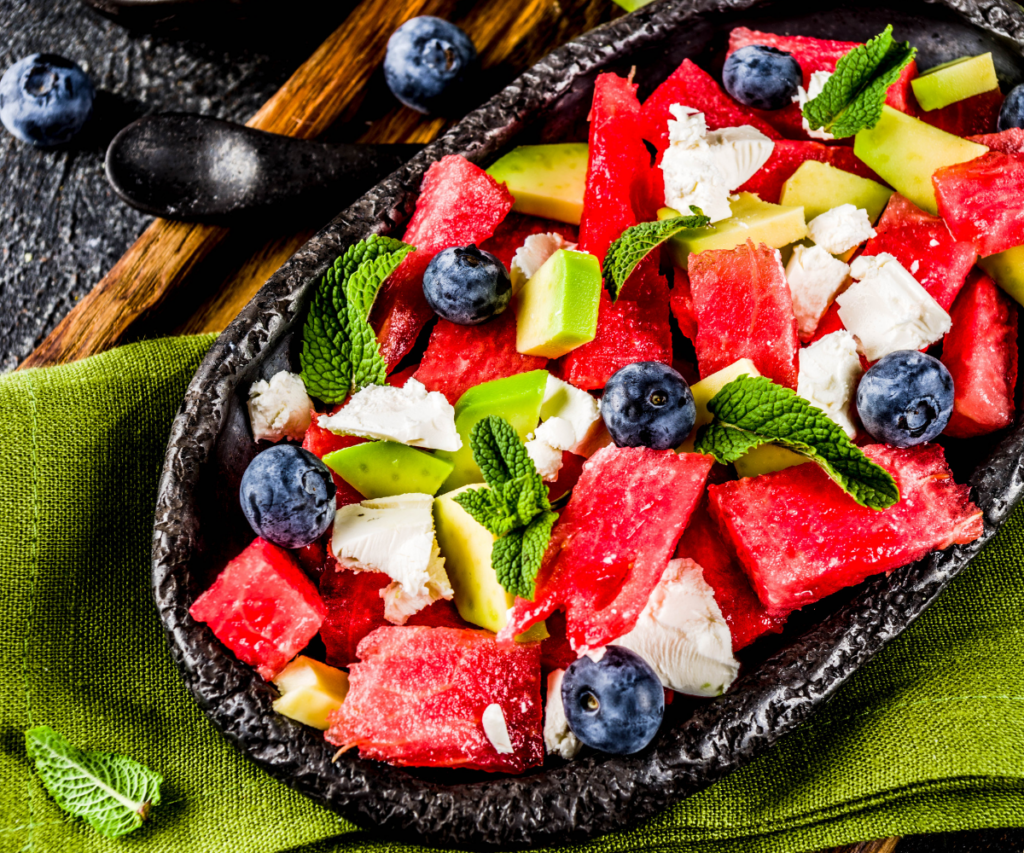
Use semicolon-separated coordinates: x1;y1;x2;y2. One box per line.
189;25;1024;775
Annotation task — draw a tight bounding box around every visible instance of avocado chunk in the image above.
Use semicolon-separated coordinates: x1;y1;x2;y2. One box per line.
911;53;1000;112
514;249;601;358
271;656;349;730
486;143;589;225
436;369;549;491
323;441;454;498
661;193;808;268
980;246;1024;306
677;358;760;453
853;106;988;214
779;160;894;224
733;444;808;478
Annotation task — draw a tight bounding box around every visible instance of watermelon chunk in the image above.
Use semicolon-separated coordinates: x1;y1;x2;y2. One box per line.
918;88;1003;137
806;300;847;344
675;499;787;650
737;140;882;203
319;567;467;668
941;270;1018;438
190;538;326;680
708;444;984;615
861;194;977;311
412;310;547;405
302;409;365;508
325;626;544;773
670;266;697;341
689;240;800;388
540;611;577;673
373;155;514;369
968;128;1024;155
500;446;714;652
578;73;647;262
478;212;578;270
933;151;1024;257
637;58;782;154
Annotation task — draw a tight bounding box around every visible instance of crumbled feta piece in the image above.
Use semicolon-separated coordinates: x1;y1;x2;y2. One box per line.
540;375;601;454
247;371;312;443
661;105;733;223
525;416;576;482
793;70;835;141
797;331;864;438
837;253;952;361
929;239;940;248
511;232;576;294
785;244;851;339
705;125;775;191
543;669;582;759
613;558;739;697
318;379;461;452
482;703;514;754
332;494;453;623
807;204;877;255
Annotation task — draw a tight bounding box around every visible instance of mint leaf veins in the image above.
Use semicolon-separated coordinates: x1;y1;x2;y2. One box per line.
802;25;917;139
26;725;163;839
300;235;414;403
694;374;900;510
603;206;710;300
453;416;557;600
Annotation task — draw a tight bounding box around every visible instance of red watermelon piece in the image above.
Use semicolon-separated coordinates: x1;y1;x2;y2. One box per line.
737;140;882;203
670;266;697;341
500;446;714;652
708;444;984;615
968;128;1024;154
302;408;365;508
373;155;514;369
578;72;647;262
190;537;326;680
918;88;1003;137
689;240;800;388
412;310;548;405
325;626;544;773
675;499;788;650
861;193;977;311
638;58;782;154
933;151;1024;257
539;611;577;673
806;300;847;344
319;567;467;668
941;269;1019;438
478;212;579;270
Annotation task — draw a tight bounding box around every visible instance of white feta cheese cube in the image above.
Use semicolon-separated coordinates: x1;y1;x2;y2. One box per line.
525;416;575;482
540;375;601;454
793;70;835;141
482;703;514;754
837;253;952;361
318;378;461;452
247;371;312;443
705;125;775;191
511;232;575;294
661;105;733;223
797;330;864;438
543;669;582;759
785;244;851;339
613;558;739;697
807;204;877;255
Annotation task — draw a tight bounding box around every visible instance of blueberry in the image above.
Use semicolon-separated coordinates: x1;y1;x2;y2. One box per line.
856;350;955;447
383;16;478;115
561;646;664;755
601;362;696;450
422;244;511;325
240;445;336;549
0;54;94;147
722;45;802;110
998;83;1024;131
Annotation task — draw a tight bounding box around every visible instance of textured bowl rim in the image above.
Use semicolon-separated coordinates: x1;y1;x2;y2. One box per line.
152;0;1024;848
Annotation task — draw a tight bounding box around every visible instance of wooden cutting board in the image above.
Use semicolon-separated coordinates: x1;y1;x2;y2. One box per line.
12;1;910;850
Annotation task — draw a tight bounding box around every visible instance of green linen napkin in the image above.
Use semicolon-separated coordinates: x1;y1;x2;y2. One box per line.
0;336;1021;853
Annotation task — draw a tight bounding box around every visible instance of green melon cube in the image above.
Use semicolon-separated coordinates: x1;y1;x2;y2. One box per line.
911;53;1000;112
779;160;894;224
514;249;601;358
323;441;453;499
486;143;589;225
979;245;1024;306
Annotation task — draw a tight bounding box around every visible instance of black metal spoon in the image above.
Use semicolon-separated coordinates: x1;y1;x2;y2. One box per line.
104;114;422;222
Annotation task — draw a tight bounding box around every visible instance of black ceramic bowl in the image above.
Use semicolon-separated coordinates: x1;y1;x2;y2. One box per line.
152;0;1024;848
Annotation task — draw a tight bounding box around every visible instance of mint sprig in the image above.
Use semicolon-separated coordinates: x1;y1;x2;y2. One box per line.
603;207;710;300
694;375;900;509
26;725;162;838
453;416;556;600
802;25;917;139
300;235;414;402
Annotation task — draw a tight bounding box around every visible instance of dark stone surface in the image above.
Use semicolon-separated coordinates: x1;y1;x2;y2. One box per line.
151;0;1024;849
0;0;352;372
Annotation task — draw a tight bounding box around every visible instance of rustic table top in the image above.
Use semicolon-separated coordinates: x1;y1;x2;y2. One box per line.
0;0;1020;850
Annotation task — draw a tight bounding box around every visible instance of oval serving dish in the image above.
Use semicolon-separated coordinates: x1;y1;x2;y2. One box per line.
152;0;1024;848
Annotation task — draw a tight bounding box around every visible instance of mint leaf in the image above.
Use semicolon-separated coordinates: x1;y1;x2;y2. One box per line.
803;25;917;139
300;235;413;403
603;207;710;299
26;726;162;839
470;415;548;495
694;375;900;509
492;510;558;601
